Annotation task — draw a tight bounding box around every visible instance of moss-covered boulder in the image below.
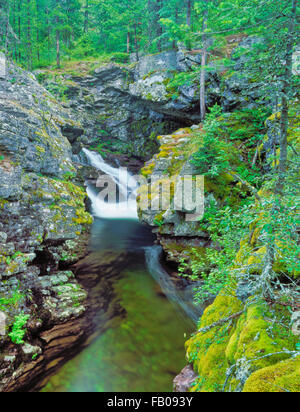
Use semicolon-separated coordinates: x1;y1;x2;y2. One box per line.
185;294;299;392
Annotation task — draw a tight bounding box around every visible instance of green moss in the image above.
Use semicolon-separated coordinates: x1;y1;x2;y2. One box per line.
227;302;297;369
186;294;243;392
243;356;300;392
0;198;8;208
0;288;25;312
30;175;92;236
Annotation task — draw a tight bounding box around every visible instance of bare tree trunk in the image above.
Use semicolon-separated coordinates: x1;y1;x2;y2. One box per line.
147;0;152;51
173;7;179;50
13;0;18;62
4;1;10;55
200;2;208;121
46;7;51;62
26;0;32;71
84;0;89;33
127;30;130;55
55;0;60;67
276;0;298;194
186;0;192;27
186;0;193;50
36;0;40;62
56;29;60;67
134;22;139;62
155;0;162;52
18;0;22;61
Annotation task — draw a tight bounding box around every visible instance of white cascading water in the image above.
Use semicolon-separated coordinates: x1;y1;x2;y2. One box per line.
145;246;204;323
83;148;138;220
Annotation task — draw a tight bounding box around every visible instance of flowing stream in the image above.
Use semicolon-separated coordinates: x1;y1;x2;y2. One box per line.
41;150;202;392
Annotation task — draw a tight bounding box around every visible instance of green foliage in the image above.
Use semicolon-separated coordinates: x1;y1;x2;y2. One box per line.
192;105;231;177
191;105;263;186
110;52;130;64
8;313;30;345
221;108;271;145
0;288;25;312
179;199;256;302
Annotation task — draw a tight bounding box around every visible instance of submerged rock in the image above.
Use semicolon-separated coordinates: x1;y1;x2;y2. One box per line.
173;365;199;392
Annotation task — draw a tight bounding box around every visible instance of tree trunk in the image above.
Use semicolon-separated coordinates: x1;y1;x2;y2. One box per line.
134;23;139;62
36;0;40;62
147;0;152;51
173;7;179;50
18;0;22;61
186;0;193;50
200;2;208;121
26;0;32;71
4;1;10;55
276;0;298;194
12;0;18;62
45;7;51;62
187;0;192;27
127;30;130;55
55;0;60;67
84;0;89;33
56;29;60;67
155;0;162;52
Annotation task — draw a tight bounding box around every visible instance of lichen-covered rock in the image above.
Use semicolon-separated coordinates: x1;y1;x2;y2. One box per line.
137;126;212;264
137;112;254;266
0;58;92;392
38;62;183;161
185;294;243;392
36;38;268;162
0;63;82;178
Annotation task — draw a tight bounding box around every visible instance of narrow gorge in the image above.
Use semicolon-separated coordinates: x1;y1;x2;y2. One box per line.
0;19;299;394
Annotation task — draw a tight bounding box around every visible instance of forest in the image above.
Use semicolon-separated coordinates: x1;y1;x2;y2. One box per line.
0;0;298;70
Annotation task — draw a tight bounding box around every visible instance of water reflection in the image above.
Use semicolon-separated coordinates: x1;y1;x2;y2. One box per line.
89;218;156;251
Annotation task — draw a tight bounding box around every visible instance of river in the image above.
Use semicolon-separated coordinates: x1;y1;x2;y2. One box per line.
40;150;202;392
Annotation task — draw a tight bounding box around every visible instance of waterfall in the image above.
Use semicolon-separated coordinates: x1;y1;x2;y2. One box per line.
144;245;203;323
83;148;138;220
83;148;202;323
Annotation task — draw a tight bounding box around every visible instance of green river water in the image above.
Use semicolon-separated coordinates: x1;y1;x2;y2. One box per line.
41;219;196;392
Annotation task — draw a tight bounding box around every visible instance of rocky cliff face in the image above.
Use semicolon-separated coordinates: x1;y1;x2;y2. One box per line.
37;37;265;163
0;58;97;391
137;125;212;266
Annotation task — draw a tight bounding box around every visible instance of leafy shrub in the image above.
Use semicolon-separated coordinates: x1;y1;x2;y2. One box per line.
9;313;30;345
110;52;129;64
179;199;256;303
191;104;264;186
